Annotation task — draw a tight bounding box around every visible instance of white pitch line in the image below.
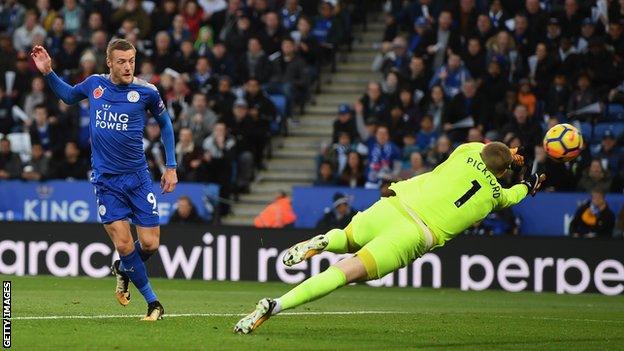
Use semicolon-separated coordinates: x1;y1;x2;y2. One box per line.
495;315;624;324
11;312;624;324
11;311;404;321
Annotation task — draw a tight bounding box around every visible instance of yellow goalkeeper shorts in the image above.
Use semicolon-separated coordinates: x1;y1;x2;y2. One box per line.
346;196;430;280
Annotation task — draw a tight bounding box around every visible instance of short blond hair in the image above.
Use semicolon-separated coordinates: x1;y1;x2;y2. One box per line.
481;142;512;175
106;39;136;59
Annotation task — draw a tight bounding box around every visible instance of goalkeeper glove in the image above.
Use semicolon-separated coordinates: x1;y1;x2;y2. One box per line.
521;173;546;196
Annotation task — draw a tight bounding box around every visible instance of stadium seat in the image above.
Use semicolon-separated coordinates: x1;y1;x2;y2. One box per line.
605;103;624;121
580;122;624;144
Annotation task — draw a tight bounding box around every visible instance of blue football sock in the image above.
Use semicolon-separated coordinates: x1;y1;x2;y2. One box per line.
119;249;157;303
134;240;155;262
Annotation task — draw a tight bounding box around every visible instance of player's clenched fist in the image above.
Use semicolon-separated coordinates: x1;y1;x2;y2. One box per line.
30;45;52;75
161;168;178;194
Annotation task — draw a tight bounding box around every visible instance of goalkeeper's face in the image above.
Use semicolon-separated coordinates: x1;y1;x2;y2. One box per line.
108;49;136;85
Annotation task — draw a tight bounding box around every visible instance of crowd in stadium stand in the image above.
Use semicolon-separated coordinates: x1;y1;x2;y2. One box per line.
0;0;363;215
320;0;624;195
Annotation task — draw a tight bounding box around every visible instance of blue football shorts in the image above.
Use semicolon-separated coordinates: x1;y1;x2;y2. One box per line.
91;169;160;227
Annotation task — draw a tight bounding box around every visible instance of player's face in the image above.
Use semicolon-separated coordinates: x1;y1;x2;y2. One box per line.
107;49;136;85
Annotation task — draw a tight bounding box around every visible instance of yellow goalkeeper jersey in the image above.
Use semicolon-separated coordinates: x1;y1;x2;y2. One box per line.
389;142;528;248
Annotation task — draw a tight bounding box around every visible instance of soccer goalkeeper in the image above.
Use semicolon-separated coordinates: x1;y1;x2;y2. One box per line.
234;141;544;334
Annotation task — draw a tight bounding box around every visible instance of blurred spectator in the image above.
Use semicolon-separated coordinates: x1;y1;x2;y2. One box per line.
429;53;472;98
422;10;461;70
182;1;204;39
500;104;542;155
226;15;253;59
143;118;165;181
22;76;49;120
22;143;49;181
169;195;204;224
200;122;235;214
365;125;401;188
407;16;430;56
332;104;357;143
356;81;389;123
237;37;271;84
315;192;357;229
227;99;255;193
338;151;365;188
175;127;203;181
406;56;429;101
281;0;303;32
545;74;571;117
426;134;452;166
151;0;178;36
464;208;519;236
315;160;336;186
596;131;621;174
372;36;410;76
613;206;624;238
253;191;297;228
416;114;438;151
51;141;88;180
463;37;487;79
325;132;356;175
577;159;612;193
176;93;218;144
28;104;66;159
261;11;287;56
209;76;236;118
517;79;537;117
59;0;84;36
266;37;309;116
151;31;176;74
313;1;343;70
0;1;26;34
291;16;320;85
569;189;615;238
567;74;598;120
531;145;575;192
443;80;485;142
399;151;428;179
0;137;22;180
175;40;199;75
56;35;81;76
0;86;14;135
12;10;46;53
170;14;191;49
243;79;273;169
111;0;150;39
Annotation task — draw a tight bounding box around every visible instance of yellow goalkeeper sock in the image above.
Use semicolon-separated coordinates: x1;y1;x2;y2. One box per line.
275;266;347;313
325;228;348;253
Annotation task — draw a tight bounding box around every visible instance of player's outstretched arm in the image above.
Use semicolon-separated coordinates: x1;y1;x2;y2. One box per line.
496;173;546;209
154;110;178;193
30;45;86;104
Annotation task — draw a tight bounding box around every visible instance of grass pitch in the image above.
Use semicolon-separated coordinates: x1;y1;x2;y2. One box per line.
5;275;624;350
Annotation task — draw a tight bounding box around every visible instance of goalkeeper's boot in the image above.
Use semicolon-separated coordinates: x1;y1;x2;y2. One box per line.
282;234;329;266
111;260;130;306
233;298;276;334
142;301;165;321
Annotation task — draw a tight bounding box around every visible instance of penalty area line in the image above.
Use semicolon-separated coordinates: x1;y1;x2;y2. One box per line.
11;310;406;321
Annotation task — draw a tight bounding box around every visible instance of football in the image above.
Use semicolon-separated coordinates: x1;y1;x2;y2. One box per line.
543;123;584;162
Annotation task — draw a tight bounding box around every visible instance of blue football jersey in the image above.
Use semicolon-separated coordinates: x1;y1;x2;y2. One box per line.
73;75;166;174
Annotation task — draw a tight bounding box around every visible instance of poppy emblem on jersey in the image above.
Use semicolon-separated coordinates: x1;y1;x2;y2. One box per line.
127;90;140;103
93;86;106;99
